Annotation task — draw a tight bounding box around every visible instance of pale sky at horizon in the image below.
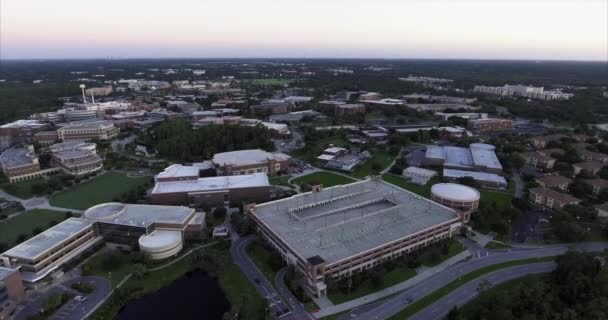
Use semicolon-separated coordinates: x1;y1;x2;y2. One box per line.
1;0;606;61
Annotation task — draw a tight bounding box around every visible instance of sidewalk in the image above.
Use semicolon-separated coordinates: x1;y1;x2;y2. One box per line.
313;250;472;318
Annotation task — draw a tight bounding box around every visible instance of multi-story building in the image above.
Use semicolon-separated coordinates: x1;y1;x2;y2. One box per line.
49;141;103;176
250;101;293;117
467;118;513;132
0;120;48;150
247;178;468;297
535;175;572;191
0;146;42;182
57;120;119;142
334;104;365;118
33;131;60;146
522;151;556;169
85;86;113;96
573;161;604;176
212;149;291;176
529;187;580;209
0;267;24;320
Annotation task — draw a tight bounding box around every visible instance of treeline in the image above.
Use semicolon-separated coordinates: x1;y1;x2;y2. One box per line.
453;250;608;320
0;83;77;123
138;119;274;161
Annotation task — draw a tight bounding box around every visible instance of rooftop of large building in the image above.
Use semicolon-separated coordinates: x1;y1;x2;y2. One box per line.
212;149;291;167
157;164;200;179
152;173;270;194
2;218;95;260
426;143;502;171
251;179;460;265
84;203;195;228
0;119;47;129
0;146;37;168
443;169;507;185
58;119;115;130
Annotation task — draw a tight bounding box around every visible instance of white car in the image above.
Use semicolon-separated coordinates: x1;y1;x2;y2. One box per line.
74;296;87;302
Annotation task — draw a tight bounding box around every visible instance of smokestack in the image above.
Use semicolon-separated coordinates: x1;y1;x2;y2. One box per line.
91;92;95;104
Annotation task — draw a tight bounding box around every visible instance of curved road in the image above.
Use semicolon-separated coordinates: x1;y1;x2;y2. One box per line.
410;262;555;320
346;242;608;320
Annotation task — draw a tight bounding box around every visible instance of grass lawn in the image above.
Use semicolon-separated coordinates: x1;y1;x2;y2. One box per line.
0;209;68;245
328;267;416;305
89;246;266;320
484;241;512;249
292;171;356;188
387;256;555;320
83;250;134;287
246;241;278;284
382;174;513;209
0;178;45;199
49;172;149;210
349;151;396;179
290;136;350;164
270;175;292;187
419;240;467;267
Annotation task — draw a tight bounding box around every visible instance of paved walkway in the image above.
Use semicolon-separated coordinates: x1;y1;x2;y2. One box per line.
313;250;472;318
0;189;82;214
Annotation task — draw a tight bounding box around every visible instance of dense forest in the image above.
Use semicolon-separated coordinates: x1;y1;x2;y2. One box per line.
452;250;608;320
137;119;274;161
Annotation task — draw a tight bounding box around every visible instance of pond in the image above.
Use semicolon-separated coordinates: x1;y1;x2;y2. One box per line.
116;269;230;320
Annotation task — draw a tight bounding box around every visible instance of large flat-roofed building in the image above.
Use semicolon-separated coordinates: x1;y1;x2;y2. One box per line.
212;149;291;176
157;164;200;182
151;173;271;207
0;218;100;283
334;104;365;118
1;204;205;283
250;101;293;117
0;120;48;150
49;141;103;176
443;169;508;188
57;120;119;142
248;178;465;297
0;146;42;182
424;143;503;174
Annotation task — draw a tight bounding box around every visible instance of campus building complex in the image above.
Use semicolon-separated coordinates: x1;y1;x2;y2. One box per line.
0;204;205;283
247;178;468;297
424;143;503;174
473;84;573;101
56;120;119;142
0;146;42;182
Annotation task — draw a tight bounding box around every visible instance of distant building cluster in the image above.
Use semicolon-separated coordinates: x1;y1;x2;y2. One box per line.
474;84;573;100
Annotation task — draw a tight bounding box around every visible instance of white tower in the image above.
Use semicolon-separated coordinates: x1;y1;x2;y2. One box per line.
79;84;87;103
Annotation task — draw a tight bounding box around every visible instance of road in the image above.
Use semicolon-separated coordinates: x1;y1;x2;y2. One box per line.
14;276;111;320
344;242;608;320
275;268;315;318
511;170;524;198
410;262;555;320
230;235;292;319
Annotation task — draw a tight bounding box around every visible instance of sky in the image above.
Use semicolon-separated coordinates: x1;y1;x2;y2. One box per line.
1;0;606;61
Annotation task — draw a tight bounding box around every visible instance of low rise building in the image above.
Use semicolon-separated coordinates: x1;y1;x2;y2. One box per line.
594;203;608;219
212;149;291;176
529;187;580;209
335;104;365;118
535;175;572;191
0;146;42;182
424;143;503;174
0;267;24;320
33;131;60;146
442;168;507;188
49;141;103;176
467;118;513;132
402;166;437;185
585;179;608;196
150;173;271;207
250;101;293;117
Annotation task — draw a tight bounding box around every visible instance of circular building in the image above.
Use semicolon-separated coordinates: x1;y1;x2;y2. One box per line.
431;183;480;222
138;230;183;260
